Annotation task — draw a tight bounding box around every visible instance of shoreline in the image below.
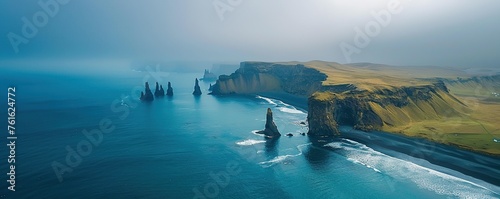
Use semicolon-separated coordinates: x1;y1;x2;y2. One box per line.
257;91;309;110
339;126;500;187
251;92;500;187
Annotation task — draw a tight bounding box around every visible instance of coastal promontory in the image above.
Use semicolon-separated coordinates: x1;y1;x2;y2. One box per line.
211;61;500;155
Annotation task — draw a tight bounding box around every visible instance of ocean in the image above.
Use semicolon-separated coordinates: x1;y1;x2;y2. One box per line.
1;68;498;199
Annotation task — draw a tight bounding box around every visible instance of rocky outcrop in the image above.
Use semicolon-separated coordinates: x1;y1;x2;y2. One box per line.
307;82;466;135
210;61;500;155
154;82;165;97
256;108;281;138
202;69;217;81
307;93;340;137
193;78;202;95
140;82;154;101
166;82;174;96
211;62;329;96
159;85;165;96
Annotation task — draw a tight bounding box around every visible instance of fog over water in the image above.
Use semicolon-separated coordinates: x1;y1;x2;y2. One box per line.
1;0;499;71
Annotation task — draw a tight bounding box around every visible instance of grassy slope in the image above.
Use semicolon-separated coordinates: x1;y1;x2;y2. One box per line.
285;61;499;155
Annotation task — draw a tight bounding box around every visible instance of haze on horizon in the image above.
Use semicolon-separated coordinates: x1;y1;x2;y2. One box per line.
1;0;499;70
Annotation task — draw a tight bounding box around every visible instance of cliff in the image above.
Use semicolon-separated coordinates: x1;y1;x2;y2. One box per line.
212;61;500;155
307;93;340;137
307;81;467;136
211;62;331;96
440;74;500;102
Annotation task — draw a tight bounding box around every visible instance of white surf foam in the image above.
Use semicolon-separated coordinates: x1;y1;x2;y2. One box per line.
236;139;266;146
256;95;306;115
256;95;277;105
258;143;311;168
251;130;265;137
278;107;305;114
324;139;498;199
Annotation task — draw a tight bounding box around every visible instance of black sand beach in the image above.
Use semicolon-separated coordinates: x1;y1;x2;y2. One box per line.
259;92;500;188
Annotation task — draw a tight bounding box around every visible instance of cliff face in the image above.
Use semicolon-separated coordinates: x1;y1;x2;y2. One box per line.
307;82;467;135
441;74;500;101
307;93;340;137
211;61;499;154
212;62;470;136
211;62;328;96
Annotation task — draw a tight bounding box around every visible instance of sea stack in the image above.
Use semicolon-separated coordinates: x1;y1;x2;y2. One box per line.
193;78;202;95
140;82;154;101
159;85;165;96
166;82;174;96
154;82;165;97
256;108;281;138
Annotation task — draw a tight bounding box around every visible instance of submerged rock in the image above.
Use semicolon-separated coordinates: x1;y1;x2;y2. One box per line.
256;108;281;138
140;82;154;101
166;82;174;96
193;78;202;95
286;133;293;137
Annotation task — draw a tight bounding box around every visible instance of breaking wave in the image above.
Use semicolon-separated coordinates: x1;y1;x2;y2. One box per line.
324;139;498;199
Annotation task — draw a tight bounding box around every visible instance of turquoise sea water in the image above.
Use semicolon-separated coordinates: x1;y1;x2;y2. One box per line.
0;68;499;199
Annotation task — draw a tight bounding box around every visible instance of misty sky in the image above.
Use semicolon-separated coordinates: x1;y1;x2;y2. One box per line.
1;0;499;68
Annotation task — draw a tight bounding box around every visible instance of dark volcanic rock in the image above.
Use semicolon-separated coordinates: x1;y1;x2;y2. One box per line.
154;82;165;97
307;94;339;136
256;108;281;138
210;62;332;96
140;82;154;101
193;78;202;95
286;133;293;137
307;81;461;136
159;85;165;96
208;83;213;91
166;82;174;96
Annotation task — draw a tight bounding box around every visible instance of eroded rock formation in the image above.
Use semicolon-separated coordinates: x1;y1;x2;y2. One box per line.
256;108;281;138
307;82;466;136
166;82;174;96
210;62;330;96
154;82;165;97
193;78;202;95
307;93;340;137
209;61;500;155
140;82;154;101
